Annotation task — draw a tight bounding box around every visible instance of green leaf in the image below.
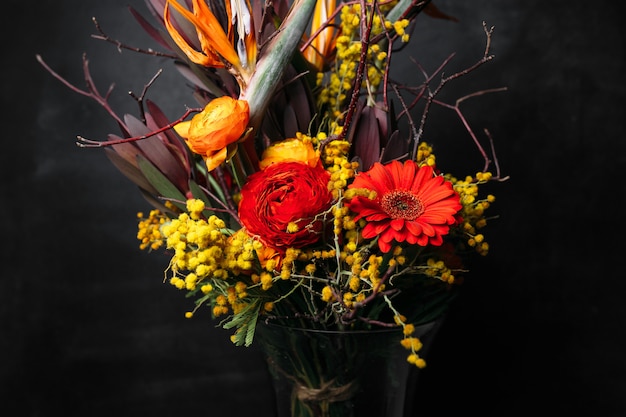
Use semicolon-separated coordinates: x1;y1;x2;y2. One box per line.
137;154;187;211
240;0;318;129
222;300;262;347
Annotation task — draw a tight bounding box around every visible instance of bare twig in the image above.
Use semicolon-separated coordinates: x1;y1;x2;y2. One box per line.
338;0;375;141
432;86;507;172
401;22;503;176
36;53;127;129
76;107;200;147
37;53;202;149
128;68;164;124
91;17;179;59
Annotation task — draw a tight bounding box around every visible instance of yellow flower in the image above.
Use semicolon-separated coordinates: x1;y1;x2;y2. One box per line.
173;96;250;171
164;0;257;88
258;138;320;169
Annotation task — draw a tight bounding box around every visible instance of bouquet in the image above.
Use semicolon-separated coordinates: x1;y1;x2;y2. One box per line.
37;0;507;373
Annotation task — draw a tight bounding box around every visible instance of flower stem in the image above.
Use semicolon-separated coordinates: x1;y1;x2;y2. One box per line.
240;0;318;130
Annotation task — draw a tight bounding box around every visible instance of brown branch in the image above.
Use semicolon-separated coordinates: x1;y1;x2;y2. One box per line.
338;0;375;141
37;53;201;150
76;107;201;147
408;22;498;163
432;86;507;172
91;17;179;59
37;53;128;131
340;263;398;323
128;68;164;124
484;128;510;182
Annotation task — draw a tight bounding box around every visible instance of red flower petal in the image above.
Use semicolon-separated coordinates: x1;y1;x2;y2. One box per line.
347;160;461;253
238;161;333;251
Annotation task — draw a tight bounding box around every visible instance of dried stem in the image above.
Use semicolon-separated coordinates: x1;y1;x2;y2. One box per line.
76;107;200;147
37;53;197;148
128;68;164;124
341;263;399;323
432;86;508;173
91;17;179;59
338;0;375;141
396;22;504;176
36;53;127;130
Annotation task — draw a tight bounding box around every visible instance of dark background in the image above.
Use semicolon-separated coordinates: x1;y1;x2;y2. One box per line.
2;0;625;416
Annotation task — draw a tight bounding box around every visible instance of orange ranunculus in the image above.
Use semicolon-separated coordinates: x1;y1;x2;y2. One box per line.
258;138;320;170
174;96;249;171
238;161;333;251
255;245;283;271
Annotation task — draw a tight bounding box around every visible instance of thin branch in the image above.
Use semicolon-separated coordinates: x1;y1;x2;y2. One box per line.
36;53;126;129
432;86;507;172
484;128;510;182
91;17;179;59
128;68;164;124
407;22;498;168
338;0;375;141
76;107;200;147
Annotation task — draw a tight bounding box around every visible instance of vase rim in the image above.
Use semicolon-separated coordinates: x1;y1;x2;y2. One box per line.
257;317;442;335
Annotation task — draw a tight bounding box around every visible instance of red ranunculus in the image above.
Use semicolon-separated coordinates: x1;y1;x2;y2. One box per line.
238;161;333;251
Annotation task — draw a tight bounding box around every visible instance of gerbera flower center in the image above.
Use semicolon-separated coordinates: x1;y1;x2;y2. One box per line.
381;190;424;220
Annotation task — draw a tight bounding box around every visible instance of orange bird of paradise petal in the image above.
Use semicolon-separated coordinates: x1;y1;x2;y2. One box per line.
164;0;256;85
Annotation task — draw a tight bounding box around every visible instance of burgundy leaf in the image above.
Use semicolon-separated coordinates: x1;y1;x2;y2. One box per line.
123;114;190;193
104;147;160;195
128;5;172;51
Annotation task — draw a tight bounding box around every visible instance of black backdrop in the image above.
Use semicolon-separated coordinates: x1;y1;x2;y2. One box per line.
3;0;625;416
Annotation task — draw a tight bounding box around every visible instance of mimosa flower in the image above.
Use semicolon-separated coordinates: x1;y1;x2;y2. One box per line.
347;161;462;253
258;138;320;169
238;161;333;251
174;96;250;171
164;0;257;88
302;0;338;71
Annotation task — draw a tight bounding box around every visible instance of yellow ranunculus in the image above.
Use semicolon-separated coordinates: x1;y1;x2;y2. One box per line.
258;138;319;170
174;96;249;171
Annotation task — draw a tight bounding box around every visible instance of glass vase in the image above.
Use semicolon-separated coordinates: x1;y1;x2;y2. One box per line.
255;319;442;417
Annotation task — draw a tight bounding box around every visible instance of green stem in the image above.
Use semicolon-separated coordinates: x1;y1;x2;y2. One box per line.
386;0;430;22
239;0;318;130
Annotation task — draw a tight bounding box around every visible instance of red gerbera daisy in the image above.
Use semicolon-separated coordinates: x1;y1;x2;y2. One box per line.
346;160;462;253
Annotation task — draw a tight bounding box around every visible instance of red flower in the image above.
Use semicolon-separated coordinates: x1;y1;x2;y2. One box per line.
238;162;333;251
347;160;462;253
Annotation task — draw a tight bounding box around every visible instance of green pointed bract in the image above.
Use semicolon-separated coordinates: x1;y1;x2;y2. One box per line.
239;0;318;130
386;0;419;22
137;154;187;211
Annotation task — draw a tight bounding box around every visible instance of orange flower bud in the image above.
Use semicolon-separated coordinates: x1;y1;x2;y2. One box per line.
174;96;250;171
259;138;319;170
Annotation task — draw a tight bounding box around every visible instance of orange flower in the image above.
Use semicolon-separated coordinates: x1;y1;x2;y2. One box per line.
164;0;257;87
302;0;338;71
347;161;462;253
255;245;283;271
174;96;250;171
258;138;320;170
